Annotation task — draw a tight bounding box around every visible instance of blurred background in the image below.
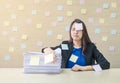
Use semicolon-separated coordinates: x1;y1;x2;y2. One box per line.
0;0;119;68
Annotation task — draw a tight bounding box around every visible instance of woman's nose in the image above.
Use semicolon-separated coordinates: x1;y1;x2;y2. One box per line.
74;30;78;33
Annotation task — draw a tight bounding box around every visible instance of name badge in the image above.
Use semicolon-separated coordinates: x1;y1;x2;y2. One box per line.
61;44;69;50
69;54;78;63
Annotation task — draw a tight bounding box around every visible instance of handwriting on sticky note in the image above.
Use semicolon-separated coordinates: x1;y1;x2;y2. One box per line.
29;56;40;66
69;54;78;63
44;53;53;64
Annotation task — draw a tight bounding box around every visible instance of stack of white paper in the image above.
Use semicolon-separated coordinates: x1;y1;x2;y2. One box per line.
23;48;62;74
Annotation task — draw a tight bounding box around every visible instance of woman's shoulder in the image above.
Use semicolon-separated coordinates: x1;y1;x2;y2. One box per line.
87;42;96;48
61;40;70;44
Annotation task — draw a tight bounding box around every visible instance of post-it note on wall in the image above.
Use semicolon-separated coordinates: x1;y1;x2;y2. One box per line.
57;5;63;11
67;11;72;16
99;18;104;23
67;0;72;5
21;43;27;49
22;34;28;40
36;24;42;29
12;26;18;32
4;55;11;61
111;29;117;35
102;36;108;41
9;47;14;52
95;28;101;34
103;3;109;9
45;11;50;16
111;12;117;18
17;5;24;10
111;2;117;8
57;16;63;22
11;14;17;20
57;34;62;40
47;30;52;36
81;9;87;14
4;21;10;26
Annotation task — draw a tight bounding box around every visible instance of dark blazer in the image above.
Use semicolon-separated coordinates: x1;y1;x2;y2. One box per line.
42;41;110;70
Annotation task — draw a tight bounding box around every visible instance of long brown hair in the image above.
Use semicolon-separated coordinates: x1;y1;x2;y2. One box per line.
69;19;91;54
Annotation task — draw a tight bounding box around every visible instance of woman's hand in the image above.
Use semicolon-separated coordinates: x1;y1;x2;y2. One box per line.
72;64;94;71
72;64;84;71
43;47;57;64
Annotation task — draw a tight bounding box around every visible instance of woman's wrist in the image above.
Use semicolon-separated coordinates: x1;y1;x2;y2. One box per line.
81;66;94;71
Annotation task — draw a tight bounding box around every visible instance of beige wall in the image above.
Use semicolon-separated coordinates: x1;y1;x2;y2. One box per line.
0;0;120;68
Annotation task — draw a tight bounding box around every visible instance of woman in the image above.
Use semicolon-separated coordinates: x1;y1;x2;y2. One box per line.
42;19;110;71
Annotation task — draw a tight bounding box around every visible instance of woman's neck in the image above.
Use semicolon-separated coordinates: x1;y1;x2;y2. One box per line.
73;40;82;48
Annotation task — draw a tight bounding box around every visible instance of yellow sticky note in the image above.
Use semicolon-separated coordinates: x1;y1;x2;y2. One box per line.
4;21;10;26
69;54;78;63
67;0;72;5
9;47;14;52
67;11;72;16
102;36;108;41
29;56;40;66
44;53;53;64
18;5;24;10
99;18;104;23
111;2;117;8
57;34;62;40
22;34;28;40
81;9;87;14
36;24;42;29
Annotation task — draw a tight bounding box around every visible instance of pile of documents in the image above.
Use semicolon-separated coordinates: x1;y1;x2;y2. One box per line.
23;48;62;74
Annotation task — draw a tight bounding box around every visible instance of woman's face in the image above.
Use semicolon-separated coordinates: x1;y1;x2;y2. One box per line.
71;23;83;41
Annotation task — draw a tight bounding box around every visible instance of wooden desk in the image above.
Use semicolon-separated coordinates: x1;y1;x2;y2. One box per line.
0;68;120;83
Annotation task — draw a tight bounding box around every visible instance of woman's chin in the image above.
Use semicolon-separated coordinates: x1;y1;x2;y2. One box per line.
73;38;80;41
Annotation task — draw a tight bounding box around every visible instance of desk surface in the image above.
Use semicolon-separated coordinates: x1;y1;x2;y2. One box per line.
0;68;120;83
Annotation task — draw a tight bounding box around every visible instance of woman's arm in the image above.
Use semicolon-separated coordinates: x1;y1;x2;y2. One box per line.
72;64;94;71
92;43;110;70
